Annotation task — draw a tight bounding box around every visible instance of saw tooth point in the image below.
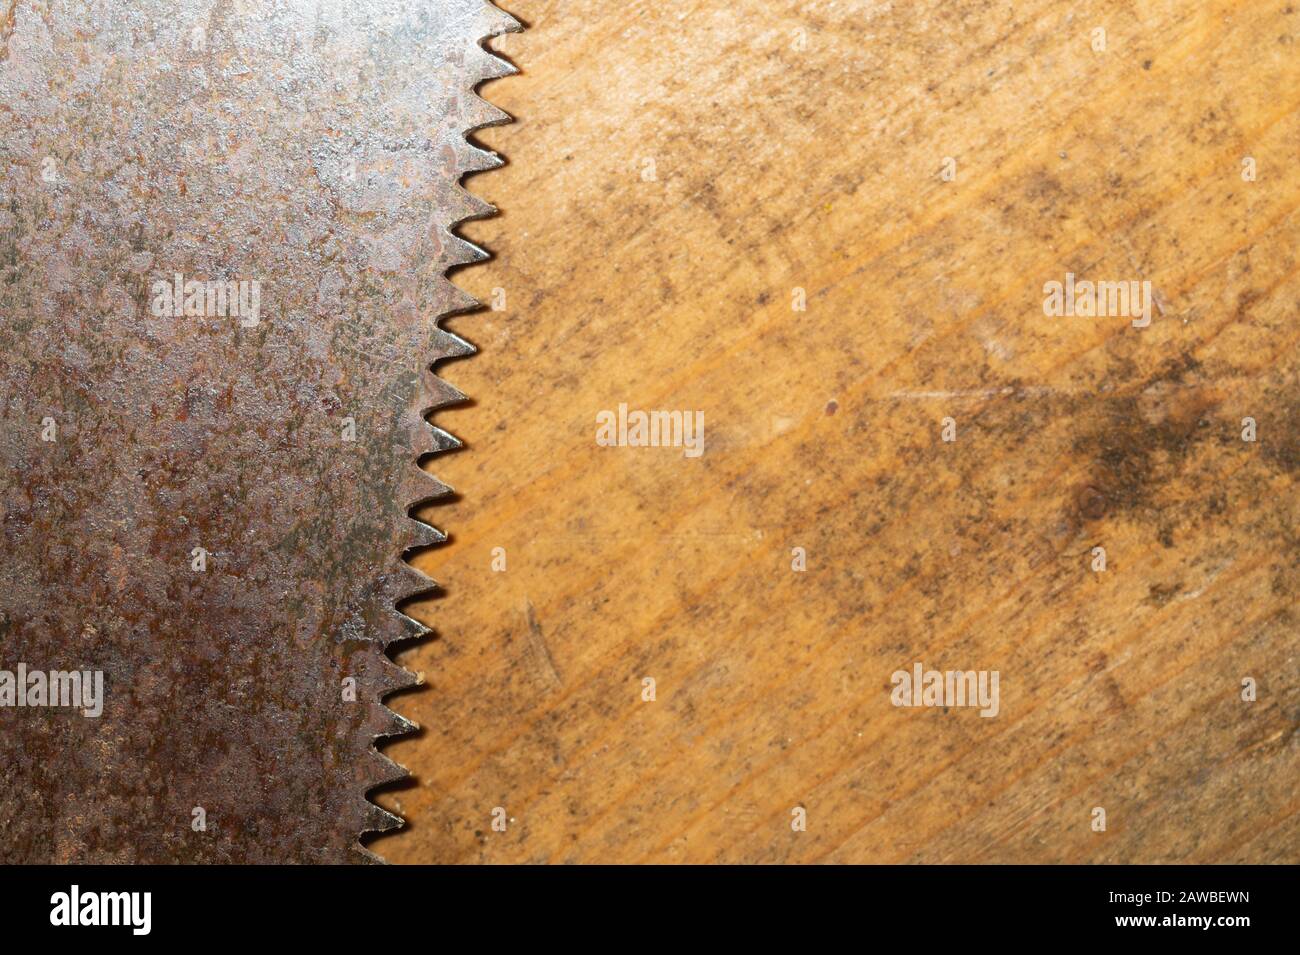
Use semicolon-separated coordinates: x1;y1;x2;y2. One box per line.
428;425;464;453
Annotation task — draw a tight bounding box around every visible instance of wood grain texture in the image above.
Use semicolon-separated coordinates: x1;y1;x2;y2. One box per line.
373;0;1299;863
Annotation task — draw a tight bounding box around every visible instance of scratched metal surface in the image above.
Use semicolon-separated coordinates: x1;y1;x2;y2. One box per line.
0;0;516;862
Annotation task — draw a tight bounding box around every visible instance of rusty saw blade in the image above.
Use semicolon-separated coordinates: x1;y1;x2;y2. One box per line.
0;0;517;862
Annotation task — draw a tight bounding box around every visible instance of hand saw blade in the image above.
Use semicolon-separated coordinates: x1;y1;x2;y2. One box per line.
0;0;517;863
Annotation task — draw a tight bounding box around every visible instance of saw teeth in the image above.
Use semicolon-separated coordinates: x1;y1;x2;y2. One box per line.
438;280;482;316
455;189;498;221
459;142;506;173
387;562;436;605
363;800;405;835
370;610;430;649
463;94;514;128
430;326;477;360
378;704;419;737
369;749;409;788
405;520;448;550
477;3;522;36
426;425;463;454
473;58;517;83
400;469;453;508
375;656;424;695
447;233;492;266
421;370;469;410
362;0;519;861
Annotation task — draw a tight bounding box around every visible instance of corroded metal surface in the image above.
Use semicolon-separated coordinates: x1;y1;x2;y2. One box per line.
0;0;517;862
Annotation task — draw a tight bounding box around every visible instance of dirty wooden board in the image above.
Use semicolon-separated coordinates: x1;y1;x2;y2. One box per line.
373;0;1299;863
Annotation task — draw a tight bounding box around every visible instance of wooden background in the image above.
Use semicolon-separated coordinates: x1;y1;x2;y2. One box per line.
373;0;1298;863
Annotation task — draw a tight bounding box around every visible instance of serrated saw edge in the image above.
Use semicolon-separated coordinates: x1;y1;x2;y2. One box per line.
356;1;522;863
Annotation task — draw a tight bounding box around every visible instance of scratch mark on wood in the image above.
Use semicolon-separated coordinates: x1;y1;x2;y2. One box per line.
524;597;562;689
